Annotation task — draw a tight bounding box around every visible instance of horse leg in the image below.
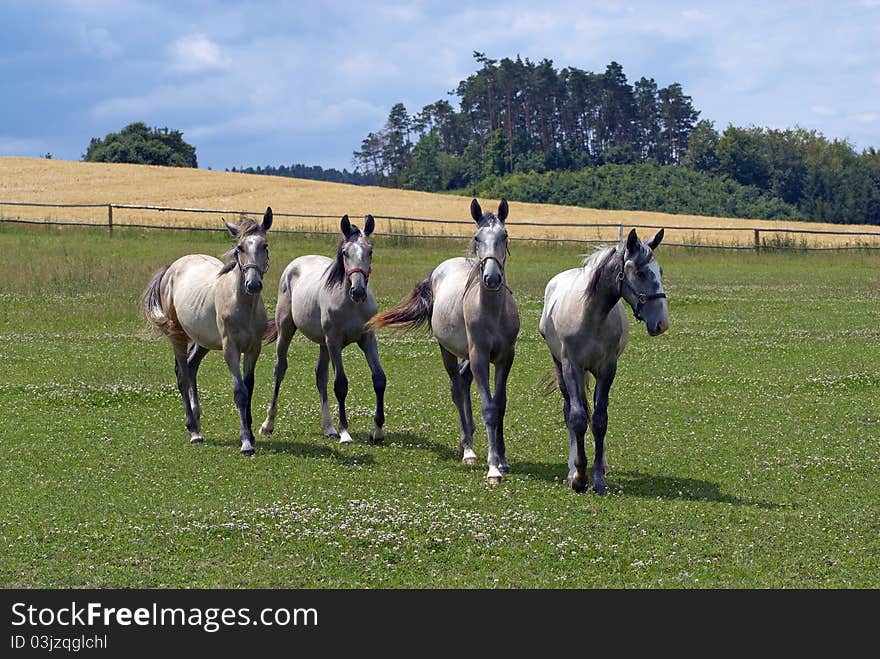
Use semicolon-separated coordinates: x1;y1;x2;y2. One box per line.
358;332;386;444
172;342;202;444
441;347;476;465
590;365;616;495
469;347;503;484
459;359;477;458
186;343;209;428
327;341;352;444
315;345;338;439
552;357;576;483
223;342;256;455
259;313;296;435
493;351;514;474
560;356;589;493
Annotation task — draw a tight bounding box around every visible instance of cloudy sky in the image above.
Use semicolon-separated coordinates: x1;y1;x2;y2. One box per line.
2;1;879;171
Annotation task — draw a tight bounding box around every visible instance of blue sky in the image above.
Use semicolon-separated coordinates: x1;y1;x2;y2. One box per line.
1;1;879;171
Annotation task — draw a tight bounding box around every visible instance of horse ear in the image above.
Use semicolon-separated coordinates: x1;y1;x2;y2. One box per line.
364;214;375;236
647;228;664;250
223;220;239;237
626;228;639;254
497;199;509;222
262;206;273;232
470;198;483;223
340;215;352;237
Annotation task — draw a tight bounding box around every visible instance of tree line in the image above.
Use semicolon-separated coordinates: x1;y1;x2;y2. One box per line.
226;163;376;185
352;53;880;225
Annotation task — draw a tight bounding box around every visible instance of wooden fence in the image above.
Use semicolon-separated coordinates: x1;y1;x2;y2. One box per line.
2;200;880;251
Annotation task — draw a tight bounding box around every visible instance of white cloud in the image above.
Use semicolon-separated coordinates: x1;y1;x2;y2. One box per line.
170;33;229;73
850;113;880;123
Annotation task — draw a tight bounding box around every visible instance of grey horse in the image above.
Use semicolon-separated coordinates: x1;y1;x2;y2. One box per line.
540;227;668;494
260;215;386;445
141;207;275;455
369;199;519;484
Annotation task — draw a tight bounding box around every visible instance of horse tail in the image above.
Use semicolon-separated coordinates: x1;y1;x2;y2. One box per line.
368;272;434;331
263;317;278;344
539;366;592;425
539;368;558;397
141;263;188;344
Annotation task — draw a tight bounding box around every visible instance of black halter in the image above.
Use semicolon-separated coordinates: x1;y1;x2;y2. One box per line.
618;261;666;323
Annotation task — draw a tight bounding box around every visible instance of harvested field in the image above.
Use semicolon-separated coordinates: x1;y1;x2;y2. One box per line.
2;156;879;248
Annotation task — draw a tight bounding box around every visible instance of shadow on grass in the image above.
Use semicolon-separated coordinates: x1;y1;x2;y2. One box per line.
206;436;377;466
380;431;460;463
515;462;783;509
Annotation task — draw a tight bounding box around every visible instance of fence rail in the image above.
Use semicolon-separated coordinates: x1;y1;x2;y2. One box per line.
2;200;880;251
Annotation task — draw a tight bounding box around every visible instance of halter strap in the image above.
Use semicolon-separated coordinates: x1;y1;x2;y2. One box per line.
345;266;371;282
237;251;269;275
618;261;665;323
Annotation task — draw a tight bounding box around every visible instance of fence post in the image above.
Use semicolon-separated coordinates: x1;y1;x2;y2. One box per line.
753;229;760;252
108;204;113;237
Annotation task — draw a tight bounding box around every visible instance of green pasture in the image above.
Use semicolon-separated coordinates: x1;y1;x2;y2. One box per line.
0;223;878;587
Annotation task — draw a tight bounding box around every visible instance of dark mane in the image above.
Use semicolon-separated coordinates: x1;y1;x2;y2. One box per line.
584;245;620;298
323;226;362;289
218;217;266;276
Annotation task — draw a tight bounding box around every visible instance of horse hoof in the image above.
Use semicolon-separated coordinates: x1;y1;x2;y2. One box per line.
487;476;503;485
259;422;273;436
240;441;255;456
570;475;588;493
338;431;354;445
325;430;340;439
370;428;384;445
462;456;478;466
190;435;204;445
592;482;608;496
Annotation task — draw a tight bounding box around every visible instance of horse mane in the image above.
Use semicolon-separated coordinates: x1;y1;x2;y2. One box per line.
583;244;621;298
323;227;362;289
218;217;266;276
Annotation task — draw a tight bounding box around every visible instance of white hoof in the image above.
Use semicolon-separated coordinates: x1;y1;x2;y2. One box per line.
189;434;204;445
486;465;504;484
338;430;354;445
462;447;478;465
240;440;255;455
259;420;273;436
370;427;384;444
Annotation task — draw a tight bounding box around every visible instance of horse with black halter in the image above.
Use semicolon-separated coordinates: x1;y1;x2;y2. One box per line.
539;228;668;493
260;215;386;445
141;207;275;455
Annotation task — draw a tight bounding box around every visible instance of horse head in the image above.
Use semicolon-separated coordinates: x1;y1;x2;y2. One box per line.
620;228;668;336
338;214;375;303
222;206;273;295
470;198;509;292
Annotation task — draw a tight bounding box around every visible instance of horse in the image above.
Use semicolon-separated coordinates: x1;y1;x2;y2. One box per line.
259;214;386;446
369;199;519;484
141;207;275;455
539;227;668;494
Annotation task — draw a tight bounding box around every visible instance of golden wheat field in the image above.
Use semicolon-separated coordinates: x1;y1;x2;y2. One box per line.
2;156;879;247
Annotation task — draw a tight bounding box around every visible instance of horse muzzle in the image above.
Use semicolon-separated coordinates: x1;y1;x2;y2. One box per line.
244;277;263;295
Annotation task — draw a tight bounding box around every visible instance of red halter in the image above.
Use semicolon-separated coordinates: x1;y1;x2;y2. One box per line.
345;266;371;282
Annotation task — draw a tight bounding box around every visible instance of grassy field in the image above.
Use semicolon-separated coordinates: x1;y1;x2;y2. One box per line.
3;156;880;247
0;222;878;588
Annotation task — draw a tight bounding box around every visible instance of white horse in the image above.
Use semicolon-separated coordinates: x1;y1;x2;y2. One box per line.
370;199;519;484
539;228;668;494
260;215;386;445
141;207;275;455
